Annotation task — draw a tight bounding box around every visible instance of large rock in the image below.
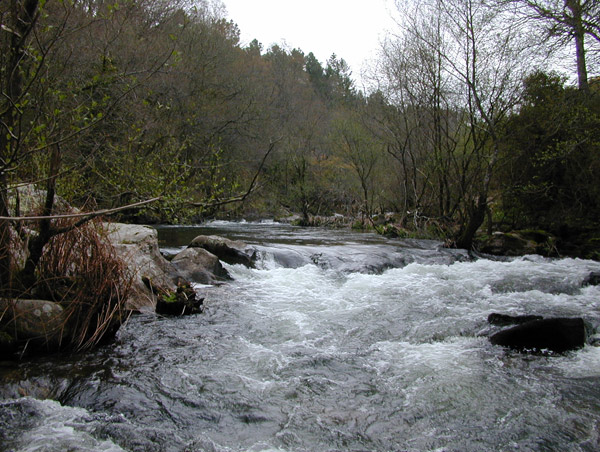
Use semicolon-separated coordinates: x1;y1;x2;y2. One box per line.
489;317;588;353
5;184;76;275
105;223;179;310
0;299;69;351
479;230;556;257
171;248;231;284
9;184;74;216
189;235;256;267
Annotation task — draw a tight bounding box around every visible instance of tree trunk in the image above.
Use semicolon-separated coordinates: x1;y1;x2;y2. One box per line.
455;195;487;250
0;176;11;294
0;0;40;293
20;145;61;288
566;0;589;93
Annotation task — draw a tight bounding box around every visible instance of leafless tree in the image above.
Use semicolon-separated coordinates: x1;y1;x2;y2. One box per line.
501;0;600;92
376;0;538;248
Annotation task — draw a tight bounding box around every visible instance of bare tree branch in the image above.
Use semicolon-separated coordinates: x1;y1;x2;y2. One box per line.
0;197;161;222
188;140;278;209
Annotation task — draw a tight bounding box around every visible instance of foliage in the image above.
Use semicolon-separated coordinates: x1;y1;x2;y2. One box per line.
499;71;600;233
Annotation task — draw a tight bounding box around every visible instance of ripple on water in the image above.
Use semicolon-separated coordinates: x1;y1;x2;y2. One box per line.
3;224;600;451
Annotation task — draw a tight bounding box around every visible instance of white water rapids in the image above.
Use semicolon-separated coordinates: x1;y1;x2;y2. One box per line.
2;221;600;451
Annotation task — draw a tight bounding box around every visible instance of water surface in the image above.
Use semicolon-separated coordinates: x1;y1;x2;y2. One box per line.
2;221;600;451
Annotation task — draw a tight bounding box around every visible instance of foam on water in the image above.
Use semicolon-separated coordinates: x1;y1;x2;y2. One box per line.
4;223;600;451
0;398;125;452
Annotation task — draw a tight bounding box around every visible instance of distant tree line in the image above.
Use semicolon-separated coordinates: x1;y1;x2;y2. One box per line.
1;0;599;292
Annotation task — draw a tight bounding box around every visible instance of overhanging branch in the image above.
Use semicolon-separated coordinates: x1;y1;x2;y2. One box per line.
0;197;161;222
188;140;278;209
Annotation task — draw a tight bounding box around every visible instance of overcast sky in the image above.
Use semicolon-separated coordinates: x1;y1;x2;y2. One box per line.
220;0;397;83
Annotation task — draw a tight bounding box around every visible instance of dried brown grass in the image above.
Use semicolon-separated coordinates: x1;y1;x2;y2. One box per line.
37;218;133;351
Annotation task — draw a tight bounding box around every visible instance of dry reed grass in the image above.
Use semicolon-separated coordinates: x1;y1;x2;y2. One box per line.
36;218;133;351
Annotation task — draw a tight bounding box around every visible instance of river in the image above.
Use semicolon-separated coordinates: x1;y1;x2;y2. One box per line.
2;221;600;451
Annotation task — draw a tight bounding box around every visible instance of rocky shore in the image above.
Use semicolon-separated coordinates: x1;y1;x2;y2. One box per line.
0;222;257;358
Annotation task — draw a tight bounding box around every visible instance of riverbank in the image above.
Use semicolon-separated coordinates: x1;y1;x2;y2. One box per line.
266;212;600;261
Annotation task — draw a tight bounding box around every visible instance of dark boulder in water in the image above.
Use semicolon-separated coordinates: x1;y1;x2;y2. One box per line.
489;318;588;353
582;272;600;287
189;235;256;267
487;313;544;326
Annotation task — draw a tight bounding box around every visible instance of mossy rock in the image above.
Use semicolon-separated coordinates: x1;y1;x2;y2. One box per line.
515;229;552;243
478;230;557;257
375;224;410;238
478;232;536;256
156;283;203;316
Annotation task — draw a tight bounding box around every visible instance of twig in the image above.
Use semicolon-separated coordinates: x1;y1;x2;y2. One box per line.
188;140;278;209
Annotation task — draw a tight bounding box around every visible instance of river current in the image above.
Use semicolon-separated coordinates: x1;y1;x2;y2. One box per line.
2;221;600;451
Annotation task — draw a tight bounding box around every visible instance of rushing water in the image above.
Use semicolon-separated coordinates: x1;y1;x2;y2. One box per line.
3;221;600;452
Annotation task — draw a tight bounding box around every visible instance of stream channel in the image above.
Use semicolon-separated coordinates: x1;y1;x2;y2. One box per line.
3;221;600;451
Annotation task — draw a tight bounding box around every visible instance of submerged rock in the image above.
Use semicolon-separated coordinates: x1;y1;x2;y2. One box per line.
189;235;256;267
489;317;588;353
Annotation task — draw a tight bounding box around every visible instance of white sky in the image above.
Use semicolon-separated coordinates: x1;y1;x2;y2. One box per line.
221;0;398;83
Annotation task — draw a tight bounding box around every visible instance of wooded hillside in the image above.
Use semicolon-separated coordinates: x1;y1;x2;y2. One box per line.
1;0;599;262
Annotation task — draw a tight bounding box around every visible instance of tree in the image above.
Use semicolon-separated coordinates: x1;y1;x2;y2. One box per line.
379;0;535;248
374;13;466;227
503;0;600;92
500;71;600;230
0;0;188;290
331;109;384;223
0;0;41;290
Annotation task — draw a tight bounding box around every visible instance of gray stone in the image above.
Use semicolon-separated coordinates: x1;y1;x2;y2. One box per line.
171;247;231;284
105;223;179;310
189;235;256;267
0;299;69;349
